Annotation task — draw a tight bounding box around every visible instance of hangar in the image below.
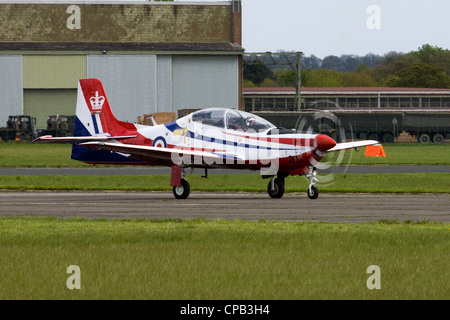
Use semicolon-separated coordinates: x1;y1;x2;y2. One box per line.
0;0;243;128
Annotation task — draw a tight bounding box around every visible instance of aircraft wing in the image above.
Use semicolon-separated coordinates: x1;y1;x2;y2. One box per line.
327;140;380;152
32;135;137;144
80;141;225;163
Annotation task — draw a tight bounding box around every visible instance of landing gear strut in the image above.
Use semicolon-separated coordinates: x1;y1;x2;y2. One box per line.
306;166;319;200
171;165;191;199
267;176;285;198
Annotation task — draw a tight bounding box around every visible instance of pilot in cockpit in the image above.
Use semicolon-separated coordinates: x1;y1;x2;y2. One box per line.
245;116;256;130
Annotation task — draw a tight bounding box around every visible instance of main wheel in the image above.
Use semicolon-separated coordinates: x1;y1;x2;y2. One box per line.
267;177;285;198
172;179;190;199
307;186;319;200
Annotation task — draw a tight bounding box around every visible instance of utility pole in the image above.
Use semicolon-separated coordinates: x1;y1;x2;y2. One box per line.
244;51;303;110
296;51;303;111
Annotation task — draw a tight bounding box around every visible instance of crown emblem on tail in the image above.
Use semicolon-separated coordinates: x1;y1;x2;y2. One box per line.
90;91;105;110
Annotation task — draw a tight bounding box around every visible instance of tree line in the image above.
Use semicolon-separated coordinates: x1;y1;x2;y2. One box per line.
243;44;450;88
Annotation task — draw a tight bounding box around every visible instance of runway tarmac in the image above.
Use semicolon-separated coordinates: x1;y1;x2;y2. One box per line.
0;191;448;223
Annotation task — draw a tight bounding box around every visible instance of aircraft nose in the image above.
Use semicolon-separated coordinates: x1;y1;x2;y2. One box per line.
315;134;337;152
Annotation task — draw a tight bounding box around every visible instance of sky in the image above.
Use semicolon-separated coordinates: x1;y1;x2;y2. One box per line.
57;0;450;58
178;0;450;58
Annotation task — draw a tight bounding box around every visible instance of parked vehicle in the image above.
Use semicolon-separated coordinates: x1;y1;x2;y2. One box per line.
254;110;450;143
0;115;37;142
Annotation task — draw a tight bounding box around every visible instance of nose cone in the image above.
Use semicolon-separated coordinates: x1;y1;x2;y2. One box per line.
315;134;337;152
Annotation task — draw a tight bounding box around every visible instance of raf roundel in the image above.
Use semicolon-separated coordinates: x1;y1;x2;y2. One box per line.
152;136;167;148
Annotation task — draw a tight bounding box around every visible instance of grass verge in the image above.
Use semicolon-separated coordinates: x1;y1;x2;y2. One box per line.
1;142;450;167
0;217;448;300
0;173;449;193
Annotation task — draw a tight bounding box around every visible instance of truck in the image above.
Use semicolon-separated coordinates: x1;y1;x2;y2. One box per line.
403;112;450;144
0;115;37;142
39;115;76;137
254;110;450;143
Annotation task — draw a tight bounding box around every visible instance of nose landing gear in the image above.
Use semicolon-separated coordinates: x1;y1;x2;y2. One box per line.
306;166;319;200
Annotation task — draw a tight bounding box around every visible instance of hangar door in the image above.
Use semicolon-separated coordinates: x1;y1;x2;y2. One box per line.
23;90;77;129
22;55;86;129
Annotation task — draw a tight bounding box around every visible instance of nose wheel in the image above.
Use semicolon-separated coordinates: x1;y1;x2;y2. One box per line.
307;185;319;199
306;166;319;199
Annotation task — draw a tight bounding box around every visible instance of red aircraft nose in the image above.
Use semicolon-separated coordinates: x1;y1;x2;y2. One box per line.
315;134;337;152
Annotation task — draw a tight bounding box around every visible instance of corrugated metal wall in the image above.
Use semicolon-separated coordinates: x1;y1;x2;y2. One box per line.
157;56;173;113
12;54;240;128
87;55;157;123
0;56;22;126
172;56;239;113
23;55;86;89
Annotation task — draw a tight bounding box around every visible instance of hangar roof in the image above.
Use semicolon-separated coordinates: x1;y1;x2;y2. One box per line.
0;42;243;53
244;87;450;96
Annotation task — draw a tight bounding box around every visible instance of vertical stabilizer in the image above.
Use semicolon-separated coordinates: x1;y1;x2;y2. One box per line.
71;79;138;164
73;78;136;137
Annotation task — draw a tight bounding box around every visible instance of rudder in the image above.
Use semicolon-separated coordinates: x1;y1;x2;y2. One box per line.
74;78;136;137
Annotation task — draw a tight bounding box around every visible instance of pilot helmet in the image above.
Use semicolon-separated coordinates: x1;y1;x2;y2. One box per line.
246;116;255;127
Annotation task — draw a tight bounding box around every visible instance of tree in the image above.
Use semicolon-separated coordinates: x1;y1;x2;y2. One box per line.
342;65;379;87
340;55;361;72
386;63;450;88
274;69;296;87
410;44;450;75
303;68;343;87
302;54;322;69
321;55;343;71
243;59;273;86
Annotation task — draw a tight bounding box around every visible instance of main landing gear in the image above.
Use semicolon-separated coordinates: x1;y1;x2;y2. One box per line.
173;178;190;199
267;176;285;198
171;167;205;199
171;165;191;199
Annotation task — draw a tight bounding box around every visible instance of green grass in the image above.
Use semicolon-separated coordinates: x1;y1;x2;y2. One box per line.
323;142;450;165
1;142;450;167
0;217;447;300
0;173;449;193
0;142;86;168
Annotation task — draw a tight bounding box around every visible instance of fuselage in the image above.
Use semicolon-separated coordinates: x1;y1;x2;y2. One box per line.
106;108;337;176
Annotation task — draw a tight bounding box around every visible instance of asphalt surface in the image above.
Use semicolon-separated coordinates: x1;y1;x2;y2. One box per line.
0;191;448;223
1;166;448;223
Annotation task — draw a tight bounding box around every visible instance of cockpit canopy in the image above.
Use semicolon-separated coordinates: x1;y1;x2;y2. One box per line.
191;108;275;133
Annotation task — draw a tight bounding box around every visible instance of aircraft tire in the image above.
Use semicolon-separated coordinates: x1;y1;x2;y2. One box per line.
307;186;319;200
173;179;190;199
267;178;285;198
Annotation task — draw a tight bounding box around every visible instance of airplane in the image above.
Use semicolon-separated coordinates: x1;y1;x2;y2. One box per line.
33;78;381;199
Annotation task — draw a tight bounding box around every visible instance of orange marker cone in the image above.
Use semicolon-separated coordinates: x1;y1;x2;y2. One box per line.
365;145;386;157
